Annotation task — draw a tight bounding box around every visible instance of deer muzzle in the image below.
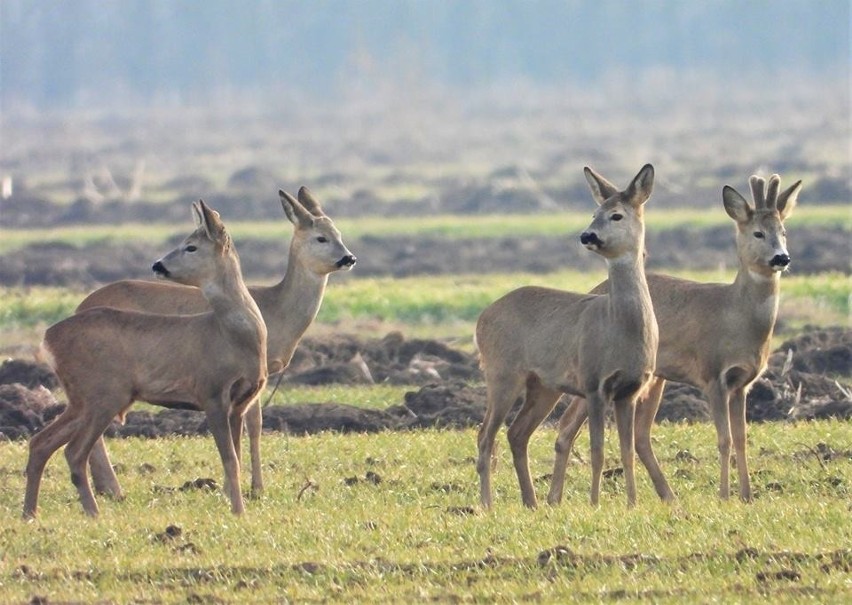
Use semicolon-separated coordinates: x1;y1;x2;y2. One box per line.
336;254;357;269
152;260;170;278
580;232;602;249
769;253;791;269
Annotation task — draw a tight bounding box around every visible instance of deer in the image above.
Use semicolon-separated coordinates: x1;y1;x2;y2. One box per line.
24;201;268;518
74;187;356;501
547;173;802;506
475;164;658;510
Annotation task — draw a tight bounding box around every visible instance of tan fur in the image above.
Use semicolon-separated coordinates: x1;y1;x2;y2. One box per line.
476;164;658;509
75;187;354;499
24;201;268;518
548;174;802;504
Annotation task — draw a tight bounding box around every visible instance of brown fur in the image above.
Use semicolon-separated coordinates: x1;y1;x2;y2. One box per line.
76;188;354;499
24;201;268;517
548;174;802;504
475;164;658;509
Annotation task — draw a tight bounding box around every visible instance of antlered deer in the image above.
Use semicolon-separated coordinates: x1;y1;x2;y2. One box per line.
476;164;658;509
76;188;355;499
24;201;267;517
548;174;801;505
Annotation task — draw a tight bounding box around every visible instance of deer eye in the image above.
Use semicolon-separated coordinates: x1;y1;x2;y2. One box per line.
753;231;765;239
185;245;198;252
316;236;328;243
611;213;623;221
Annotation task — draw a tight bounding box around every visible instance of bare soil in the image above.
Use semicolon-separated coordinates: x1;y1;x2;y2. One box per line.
1;326;848;441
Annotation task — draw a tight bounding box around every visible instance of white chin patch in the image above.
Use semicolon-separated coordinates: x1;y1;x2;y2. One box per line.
584;243;601;251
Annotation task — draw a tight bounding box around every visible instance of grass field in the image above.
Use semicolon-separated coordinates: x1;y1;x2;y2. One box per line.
0;421;849;603
1;269;848;356
0;205;848;254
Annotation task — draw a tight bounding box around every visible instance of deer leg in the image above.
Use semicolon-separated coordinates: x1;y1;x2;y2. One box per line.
477;372;525;510
23;409;81;519
89;436;124;499
507;376;561;509
547;395;588;505
64;413;117;517
634;377;675;502
244;400;264;497
207;403;244;515
586;391;606;507
729;387;752;502
613;397;637;508
707;380;733;500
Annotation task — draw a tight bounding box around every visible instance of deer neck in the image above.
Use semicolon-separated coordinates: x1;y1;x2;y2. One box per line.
731;264;781;339
264;252;329;367
606;250;655;337
201;258;266;349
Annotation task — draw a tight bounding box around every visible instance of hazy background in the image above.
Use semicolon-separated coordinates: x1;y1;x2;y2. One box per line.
0;0;849;211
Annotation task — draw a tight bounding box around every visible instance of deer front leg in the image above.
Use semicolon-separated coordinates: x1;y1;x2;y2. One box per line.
706;379;733;500
89;436;124;499
244;400;264;497
729;386;752;502
613;396;637;508
207;403;244;515
587;391;606;507
507;376;561;509
634;377;675;502
547;395;587;505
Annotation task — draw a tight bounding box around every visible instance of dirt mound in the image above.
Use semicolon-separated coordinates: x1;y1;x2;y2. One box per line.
1;326;848;440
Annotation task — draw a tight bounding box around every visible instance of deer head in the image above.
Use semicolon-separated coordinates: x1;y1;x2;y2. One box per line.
723;174;802;279
279;187;356;275
580;163;654;260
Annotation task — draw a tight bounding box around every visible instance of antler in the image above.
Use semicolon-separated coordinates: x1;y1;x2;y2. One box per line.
764;174;781;210
749;175;767;209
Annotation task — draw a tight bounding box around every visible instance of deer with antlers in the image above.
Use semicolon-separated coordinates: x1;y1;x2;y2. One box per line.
476;164;658;509
548;174;802;505
24;201;267;518
75;187;355;500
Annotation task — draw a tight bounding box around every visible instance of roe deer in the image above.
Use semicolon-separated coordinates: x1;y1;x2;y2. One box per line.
475;164;658;509
547;174;801;505
24;201;267;518
76;187;355;499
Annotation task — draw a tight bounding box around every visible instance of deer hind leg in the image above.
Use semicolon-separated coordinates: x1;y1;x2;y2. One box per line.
207;401;244;515
89;436;124;499
634;377;675;502
729;386;752;502
706;379;733;500
547;395;588;505
613;396;637;508
64;411;117;517
244;400;264;498
477;370;525;509
23;408;82;519
507;375;561;509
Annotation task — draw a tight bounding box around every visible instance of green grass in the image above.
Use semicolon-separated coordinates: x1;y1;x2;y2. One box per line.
1;421;849;603
1;270;848;354
0;205;848;253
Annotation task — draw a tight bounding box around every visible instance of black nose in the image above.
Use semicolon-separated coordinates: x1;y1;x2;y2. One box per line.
336;254;357;268
770;254;791;268
152;261;170;277
580;232;601;246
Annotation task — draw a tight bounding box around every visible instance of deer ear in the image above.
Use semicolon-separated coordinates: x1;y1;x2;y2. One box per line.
279;189;315;228
722;185;753;224
584;166;619;205
775;179;802;221
195;200;227;243
297;186;325;216
624;163;654;207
